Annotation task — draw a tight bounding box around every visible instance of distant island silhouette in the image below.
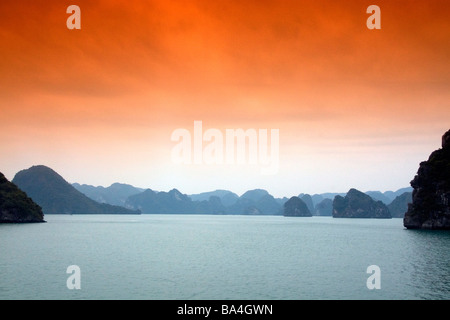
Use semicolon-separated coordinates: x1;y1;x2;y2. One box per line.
12;166;140;215
4;129;450;223
4;164;412;219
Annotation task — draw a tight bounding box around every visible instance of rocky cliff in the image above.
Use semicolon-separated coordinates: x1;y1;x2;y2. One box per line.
283;196;312;217
0;172;45;223
332;188;391;219
404;130;450;229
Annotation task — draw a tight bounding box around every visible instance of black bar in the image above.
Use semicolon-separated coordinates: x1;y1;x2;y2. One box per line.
0;300;446;318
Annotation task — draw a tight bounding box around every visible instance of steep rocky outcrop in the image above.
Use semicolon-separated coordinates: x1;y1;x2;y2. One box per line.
332;188;391;219
283;196;312;217
404;130;450;229
299;194;315;213
0;172;45;223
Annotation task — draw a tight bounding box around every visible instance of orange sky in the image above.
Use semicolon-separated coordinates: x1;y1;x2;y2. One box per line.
0;0;449;197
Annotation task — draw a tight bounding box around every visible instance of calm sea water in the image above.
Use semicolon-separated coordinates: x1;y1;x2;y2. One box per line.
0;215;449;300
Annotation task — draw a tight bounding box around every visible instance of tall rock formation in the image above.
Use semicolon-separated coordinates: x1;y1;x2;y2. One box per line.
299;194;315;213
332;188;391;219
283;196;312;217
404;130;450;229
0;172;45;223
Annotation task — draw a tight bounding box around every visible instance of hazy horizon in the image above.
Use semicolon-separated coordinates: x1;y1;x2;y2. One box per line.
4;164;413;200
1;1;449;199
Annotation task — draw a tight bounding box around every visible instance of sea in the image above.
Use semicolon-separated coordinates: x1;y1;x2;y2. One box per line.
0;214;449;300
